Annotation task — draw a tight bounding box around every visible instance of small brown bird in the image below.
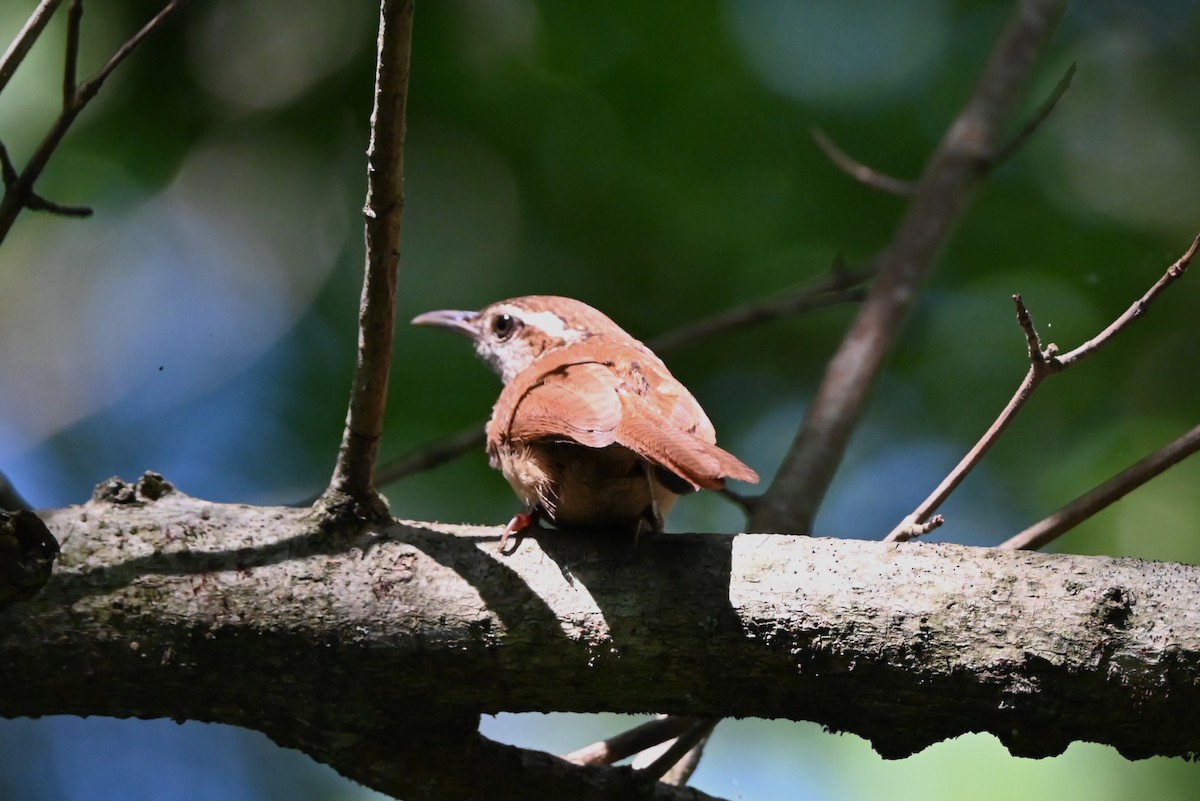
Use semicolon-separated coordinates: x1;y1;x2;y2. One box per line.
413;296;758;544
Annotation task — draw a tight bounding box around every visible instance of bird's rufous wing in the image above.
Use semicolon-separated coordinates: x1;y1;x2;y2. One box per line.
610;356;758;490
490;358;623;449
488;340;758;490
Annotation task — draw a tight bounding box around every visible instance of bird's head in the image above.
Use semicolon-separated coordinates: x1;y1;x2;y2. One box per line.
412;295;640;384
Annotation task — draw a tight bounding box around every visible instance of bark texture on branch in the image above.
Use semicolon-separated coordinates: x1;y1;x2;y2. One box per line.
2;476;1197;799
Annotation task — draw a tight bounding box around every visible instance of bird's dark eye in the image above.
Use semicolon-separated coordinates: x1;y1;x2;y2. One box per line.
491;313;521;340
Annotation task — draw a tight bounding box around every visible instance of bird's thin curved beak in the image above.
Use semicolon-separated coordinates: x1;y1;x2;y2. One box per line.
411;309;479;338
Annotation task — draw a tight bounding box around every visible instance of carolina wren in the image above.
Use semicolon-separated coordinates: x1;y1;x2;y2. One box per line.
412;296;758;544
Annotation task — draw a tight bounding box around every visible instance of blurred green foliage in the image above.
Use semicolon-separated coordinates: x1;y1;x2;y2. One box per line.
1;1;1198;800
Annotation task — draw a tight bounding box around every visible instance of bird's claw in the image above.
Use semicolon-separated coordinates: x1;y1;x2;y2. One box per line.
499;509;539;551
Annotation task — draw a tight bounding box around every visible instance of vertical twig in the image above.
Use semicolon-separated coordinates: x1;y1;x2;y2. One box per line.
750;0;1069;535
322;0;414;516
63;0;83;106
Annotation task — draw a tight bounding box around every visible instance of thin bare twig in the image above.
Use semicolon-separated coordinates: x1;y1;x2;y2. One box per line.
991;62;1076;168
812;61;1074;199
78;0;190;102
647;260;871;353
24;193;92;216
1001;423;1200;551
0;0;190;243
751;0;1070;535
562;715;701;766
811;127;914;196
0;0;66;96
63;0;83;106
1055;239;1197;369
717;486;756;515
635;716;719;786
0;138;92;217
886;234;1198;543
375;423;485;488
321;0;414;516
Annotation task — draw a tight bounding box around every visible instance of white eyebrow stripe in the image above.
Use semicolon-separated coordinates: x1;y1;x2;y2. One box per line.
513;309;585;343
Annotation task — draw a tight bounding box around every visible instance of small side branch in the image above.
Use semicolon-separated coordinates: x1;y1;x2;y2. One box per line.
886;234;1198;542
1054;235;1198;369
375;423;486;489
76;0;190;101
1002;423;1200;551
811;62;1073;199
990;62;1076;168
0;0;66;95
635;717;719;786
647;259;871;353
0;0;189;243
564;715;702;767
322;0;414;517
811;127;914;196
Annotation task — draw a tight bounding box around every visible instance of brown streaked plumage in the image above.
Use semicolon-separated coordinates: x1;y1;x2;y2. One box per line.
413;295;758;544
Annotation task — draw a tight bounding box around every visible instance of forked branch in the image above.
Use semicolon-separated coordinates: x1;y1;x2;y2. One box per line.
887;234;1199;543
752;0;1070;535
811;63;1074;197
0;0;191;243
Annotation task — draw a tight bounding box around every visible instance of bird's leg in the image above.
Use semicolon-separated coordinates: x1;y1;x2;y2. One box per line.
500;506;541;550
636;464;666;545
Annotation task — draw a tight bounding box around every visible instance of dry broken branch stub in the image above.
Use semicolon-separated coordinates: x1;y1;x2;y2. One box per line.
990;61;1077;169
0;509;59;609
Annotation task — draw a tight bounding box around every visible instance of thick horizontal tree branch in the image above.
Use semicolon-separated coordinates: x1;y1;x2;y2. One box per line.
2;477;1197;801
